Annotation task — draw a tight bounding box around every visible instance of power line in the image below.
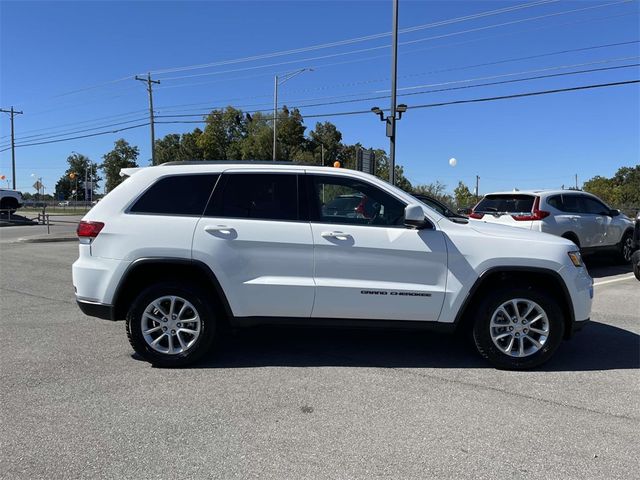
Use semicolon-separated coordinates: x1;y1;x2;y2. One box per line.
4;56;636;150
0;123;150;152
392;55;640;92
150;60;640;118
0;117;149;147
151;12;639;110
156;0;634;82
155;38;639;98
155;43;640;114
149;0;561;76
0;1;563;111
151;79;639;123
13;8;630;130
1;79;636;153
0;109;148;141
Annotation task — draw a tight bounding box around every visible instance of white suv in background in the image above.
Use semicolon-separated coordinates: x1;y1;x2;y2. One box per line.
72;163;593;370
470;190;635;262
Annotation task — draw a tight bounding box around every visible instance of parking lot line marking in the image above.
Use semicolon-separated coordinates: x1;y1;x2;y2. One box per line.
593;275;636;287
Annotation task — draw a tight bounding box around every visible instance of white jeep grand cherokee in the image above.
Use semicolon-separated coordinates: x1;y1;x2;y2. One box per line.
73;162;593;370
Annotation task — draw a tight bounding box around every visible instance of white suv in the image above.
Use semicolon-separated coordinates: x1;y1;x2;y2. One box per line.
470;190;635;262
73;163;593;370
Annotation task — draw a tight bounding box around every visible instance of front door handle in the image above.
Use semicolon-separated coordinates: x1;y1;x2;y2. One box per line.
321;231;351;241
204;225;236;236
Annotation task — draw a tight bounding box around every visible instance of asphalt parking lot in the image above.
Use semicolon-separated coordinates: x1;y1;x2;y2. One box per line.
0;240;638;479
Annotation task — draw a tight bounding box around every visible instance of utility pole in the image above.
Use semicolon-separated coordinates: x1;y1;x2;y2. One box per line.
389;0;399;186
575;174;578;190
476;175;480;200
0;106;24;190
135;73;160;165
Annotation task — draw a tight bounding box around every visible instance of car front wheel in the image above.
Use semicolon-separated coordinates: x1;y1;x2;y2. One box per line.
126;282;216;367
472;288;564;370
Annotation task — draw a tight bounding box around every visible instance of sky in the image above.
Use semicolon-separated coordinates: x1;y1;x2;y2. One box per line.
1;0;639;197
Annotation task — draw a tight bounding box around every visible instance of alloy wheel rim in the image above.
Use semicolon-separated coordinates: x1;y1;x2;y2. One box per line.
623;237;633;262
489;298;549;358
141;295;201;355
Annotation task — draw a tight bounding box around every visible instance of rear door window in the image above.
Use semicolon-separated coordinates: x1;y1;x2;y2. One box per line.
474;194;535;214
559;195;581;213
206;173;300;221
129;174;219;216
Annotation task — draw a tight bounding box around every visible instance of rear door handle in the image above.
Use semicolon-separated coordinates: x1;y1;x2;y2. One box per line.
321;231;351;241
204;225;235;235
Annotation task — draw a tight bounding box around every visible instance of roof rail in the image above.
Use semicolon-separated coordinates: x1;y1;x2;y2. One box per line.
160;160;296;166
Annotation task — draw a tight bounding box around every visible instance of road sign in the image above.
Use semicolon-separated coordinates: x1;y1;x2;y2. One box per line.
33;181;42;191
356;149;375;175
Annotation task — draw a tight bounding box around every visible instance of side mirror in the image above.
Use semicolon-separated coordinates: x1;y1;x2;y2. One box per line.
609;209;620;217
404;204;431;229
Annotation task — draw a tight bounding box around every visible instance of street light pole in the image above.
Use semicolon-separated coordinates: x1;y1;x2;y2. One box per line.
272;68;312;161
389;0;399;186
273;75;279;162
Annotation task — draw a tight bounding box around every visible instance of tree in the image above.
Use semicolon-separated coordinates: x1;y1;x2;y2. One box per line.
582;175;615;205
372;148;412;192
583;165;640;210
198;107;247;160
241;113;273;160
274;107;306;161
453;181;477;208
309;121;342;166
336;144;361;170
155;134;182;165
54;152;100;201
101;139;139;193
413;181;454;206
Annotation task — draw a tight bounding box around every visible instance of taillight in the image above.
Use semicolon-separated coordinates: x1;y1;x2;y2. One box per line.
511;196;550;221
469;212;484;219
77;221;104;242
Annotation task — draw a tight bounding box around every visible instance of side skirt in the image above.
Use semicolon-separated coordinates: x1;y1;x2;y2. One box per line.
229;316;456;333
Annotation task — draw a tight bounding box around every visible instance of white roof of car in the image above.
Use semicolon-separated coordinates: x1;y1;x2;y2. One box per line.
483;189;591;197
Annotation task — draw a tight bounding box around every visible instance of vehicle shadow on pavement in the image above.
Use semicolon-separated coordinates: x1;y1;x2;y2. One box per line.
585;255;632;279
192;321;639;371
0;213;37;226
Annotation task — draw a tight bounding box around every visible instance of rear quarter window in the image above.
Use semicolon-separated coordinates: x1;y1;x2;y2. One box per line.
129;174;219;216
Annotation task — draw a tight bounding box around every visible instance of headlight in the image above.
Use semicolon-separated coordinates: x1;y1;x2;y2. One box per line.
568;251;583;267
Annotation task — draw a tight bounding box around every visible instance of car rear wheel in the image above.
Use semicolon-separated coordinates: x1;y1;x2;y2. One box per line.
126;282;216;367
472;288;564;370
619;231;634;263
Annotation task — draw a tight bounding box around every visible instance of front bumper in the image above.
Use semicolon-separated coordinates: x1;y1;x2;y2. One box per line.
77;299;116;321
571;317;590;336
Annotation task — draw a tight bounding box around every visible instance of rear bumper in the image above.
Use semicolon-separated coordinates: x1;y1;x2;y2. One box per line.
77;299;116;321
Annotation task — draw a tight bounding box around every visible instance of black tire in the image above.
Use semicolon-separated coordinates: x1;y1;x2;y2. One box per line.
632;250;640;281
472;287;565;370
618;230;634;264
126;281;217;367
